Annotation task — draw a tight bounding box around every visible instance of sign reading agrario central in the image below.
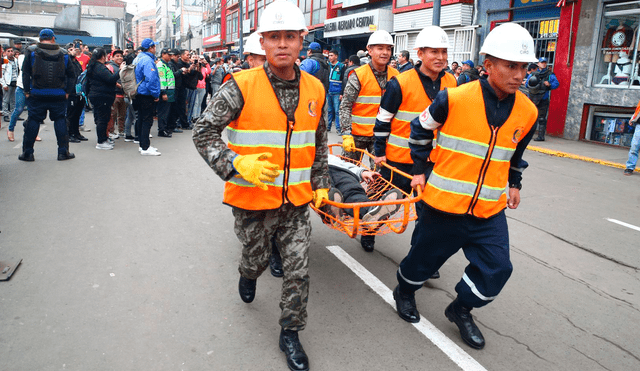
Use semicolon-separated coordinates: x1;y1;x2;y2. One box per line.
323;9;393;38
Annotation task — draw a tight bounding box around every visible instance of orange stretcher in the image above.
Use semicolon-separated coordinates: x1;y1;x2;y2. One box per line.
310;145;423;238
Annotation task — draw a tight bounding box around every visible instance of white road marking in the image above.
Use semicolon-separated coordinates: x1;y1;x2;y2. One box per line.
13;144;21;149
606;218;640;233
326;245;488;371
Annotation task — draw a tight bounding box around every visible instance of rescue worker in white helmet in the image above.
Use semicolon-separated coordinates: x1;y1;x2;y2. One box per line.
192;1;330;369
370;26;457;258
339;30;399;164
393;23;539;350
243;32;266;69
338;29;398;252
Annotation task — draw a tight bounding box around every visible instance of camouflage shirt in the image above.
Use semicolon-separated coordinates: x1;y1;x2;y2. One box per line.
339;63;391;136
192;62;330;191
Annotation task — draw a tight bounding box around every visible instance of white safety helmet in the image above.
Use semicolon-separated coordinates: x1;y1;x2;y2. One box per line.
243;32;265;56
367;30;394;47
257;0;308;36
479;22;538;63
414;26;450;49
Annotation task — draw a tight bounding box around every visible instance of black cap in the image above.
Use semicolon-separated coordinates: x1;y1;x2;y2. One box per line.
161;47;170;54
170;48;180;55
112;49;124;56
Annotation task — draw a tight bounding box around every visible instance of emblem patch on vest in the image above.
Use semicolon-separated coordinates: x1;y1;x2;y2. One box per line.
308;99;318;117
512;127;525;143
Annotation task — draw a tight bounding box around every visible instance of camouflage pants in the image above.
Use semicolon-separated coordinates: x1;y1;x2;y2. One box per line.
342;135;375;168
231;204;312;331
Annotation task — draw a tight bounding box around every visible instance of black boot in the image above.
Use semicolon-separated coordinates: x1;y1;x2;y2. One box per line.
533;124;546;141
270;237;284;278
18;152;35;162
445;298;485;349
57;151;76;161
69;135;81;143
393;285;420;323
361;234;375;252
238;276;256;303
279;328;309;371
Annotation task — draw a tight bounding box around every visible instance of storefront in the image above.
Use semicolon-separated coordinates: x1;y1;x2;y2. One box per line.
392;0;475;64
323;8;394;59
564;0;640;147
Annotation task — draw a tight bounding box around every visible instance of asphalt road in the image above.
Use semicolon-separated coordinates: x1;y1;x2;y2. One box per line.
1;118;639;371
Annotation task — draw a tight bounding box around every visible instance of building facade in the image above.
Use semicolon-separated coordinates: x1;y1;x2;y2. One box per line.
133;9;157;48
156;0;177;50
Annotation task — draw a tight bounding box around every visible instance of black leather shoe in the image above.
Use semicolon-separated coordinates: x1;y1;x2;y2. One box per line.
69;135;81;143
430;270;440;279
533;137;545;142
361;234;375;252
57;151;75;161
393;285;420;323
173;128;183;133
445;298;485;349
77;134;88;141
279;329;309;371
270;241;284;278
238;276;256;303
158;131;172;138
18;152;34;162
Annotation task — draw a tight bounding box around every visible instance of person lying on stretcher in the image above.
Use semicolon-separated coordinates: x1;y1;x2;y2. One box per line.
324;154;402;222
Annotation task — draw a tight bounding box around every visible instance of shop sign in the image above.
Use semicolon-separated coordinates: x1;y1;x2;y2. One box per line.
203;34;221;46
324;9;393;38
513;0;561;21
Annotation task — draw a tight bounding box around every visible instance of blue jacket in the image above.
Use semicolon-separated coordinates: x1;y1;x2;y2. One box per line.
134;51;161;98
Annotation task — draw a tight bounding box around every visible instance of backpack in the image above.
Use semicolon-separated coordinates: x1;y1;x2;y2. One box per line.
75;69;88;97
119;62;142;99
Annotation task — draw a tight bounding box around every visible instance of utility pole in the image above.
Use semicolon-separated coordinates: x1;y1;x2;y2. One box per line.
238;0;243;56
432;0;441;26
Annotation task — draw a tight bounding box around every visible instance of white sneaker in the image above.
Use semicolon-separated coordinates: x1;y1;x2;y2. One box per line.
140;148;161;156
96;142;114;150
149;133;153;138
138;146;158;152
109;133;119;139
80;125;92;132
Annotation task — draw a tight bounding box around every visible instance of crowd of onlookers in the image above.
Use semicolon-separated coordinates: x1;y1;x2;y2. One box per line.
0;34;252;157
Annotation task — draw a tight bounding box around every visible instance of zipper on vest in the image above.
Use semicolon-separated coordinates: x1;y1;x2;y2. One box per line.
467;126;499;216
282;120;295;204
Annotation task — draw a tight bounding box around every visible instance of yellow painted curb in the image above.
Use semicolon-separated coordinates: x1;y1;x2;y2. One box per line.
527;145;640;173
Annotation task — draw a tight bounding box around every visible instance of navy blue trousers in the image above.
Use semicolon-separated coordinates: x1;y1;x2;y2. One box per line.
397;205;512;308
23;96;68;155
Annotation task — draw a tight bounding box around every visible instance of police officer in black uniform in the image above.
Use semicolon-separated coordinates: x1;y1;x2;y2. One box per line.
19;29;76;161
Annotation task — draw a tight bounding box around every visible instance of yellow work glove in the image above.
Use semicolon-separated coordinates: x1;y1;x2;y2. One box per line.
342;135;355;152
312;188;330;208
232;152;280;191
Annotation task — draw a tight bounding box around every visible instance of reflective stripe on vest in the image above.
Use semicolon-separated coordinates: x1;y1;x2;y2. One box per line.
223;67;325;210
351;64;398;137
387;70;457;163
227;128;316;149
424;80;538;218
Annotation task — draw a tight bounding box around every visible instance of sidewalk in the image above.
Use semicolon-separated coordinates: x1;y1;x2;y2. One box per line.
526;136;638;173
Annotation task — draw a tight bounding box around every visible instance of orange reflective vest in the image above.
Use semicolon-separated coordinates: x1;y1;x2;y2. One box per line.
387;70;457;164
351;64;399;137
632;100;640;123
424;81;538;218
223;67;325;210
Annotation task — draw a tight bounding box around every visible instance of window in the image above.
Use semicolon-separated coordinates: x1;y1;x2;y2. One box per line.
593;1;640;89
311;0;326;25
395;0;421;9
226;11;239;43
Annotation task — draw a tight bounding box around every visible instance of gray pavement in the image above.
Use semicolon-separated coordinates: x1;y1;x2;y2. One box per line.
1;118;639;371
527;135;632;166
